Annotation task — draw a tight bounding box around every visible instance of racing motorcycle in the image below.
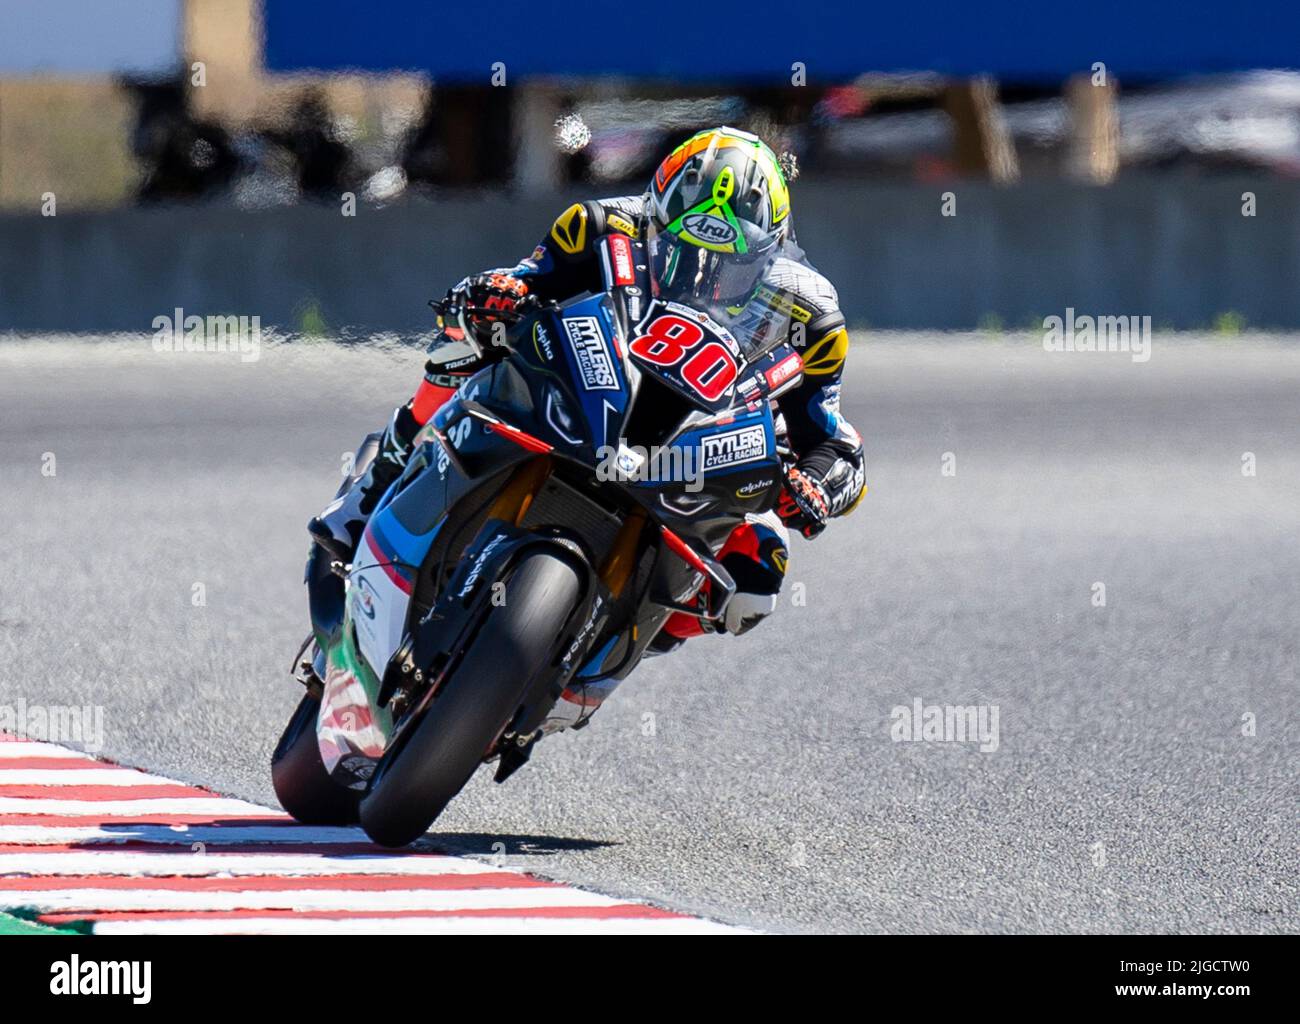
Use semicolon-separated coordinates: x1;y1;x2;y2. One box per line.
272;229;811;847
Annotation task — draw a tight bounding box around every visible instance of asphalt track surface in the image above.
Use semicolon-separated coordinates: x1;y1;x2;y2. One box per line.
2;333;1296;934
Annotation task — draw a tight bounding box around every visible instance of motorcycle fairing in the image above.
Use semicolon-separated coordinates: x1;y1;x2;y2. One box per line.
545;293;631;451
307;235;823;785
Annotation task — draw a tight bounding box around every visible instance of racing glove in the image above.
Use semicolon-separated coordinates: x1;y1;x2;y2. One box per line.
446;273;529;345
777;465;831;539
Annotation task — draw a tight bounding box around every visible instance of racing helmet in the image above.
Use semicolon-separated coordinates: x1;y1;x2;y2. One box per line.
646;127;792;312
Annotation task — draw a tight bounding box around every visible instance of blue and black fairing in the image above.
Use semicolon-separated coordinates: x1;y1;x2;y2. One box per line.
524;293;633;454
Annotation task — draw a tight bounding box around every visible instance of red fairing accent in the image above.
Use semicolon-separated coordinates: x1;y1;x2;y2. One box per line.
662;610;706;639
411;379;460;426
560;686;605;707
361;524;414;595
719;522;760;562
658;527;711;638
487;420;554;453
659;525;709;575
660;520;760;641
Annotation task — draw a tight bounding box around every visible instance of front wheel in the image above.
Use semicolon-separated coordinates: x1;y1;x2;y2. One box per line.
359;552;582;847
271;691;361;825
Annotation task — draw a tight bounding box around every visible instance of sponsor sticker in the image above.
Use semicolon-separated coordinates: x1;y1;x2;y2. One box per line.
681;212;739;248
565;594;604;661
608;235;636;286
459;534;506;598
563;316;620;391
701;424;768;473
534;320;555;361
353;575;379;619
607;213;640;238
765;352;803;390
735;478;775;499
663;300;742;357
754;285;812;323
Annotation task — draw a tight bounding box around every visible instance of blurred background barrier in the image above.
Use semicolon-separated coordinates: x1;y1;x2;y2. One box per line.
0;175;1294;333
3;0;1300;332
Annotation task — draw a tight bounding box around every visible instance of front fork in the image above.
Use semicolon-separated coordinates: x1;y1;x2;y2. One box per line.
486;456;650;602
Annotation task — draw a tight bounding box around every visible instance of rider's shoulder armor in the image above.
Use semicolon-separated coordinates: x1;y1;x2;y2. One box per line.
765;256;841;329
547;195;645;259
593;195;647;240
765;256;848;378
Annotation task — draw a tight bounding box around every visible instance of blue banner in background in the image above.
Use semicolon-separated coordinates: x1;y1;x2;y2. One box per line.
264;0;1300;82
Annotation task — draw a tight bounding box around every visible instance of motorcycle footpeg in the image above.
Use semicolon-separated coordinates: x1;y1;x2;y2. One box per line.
493;733;538;784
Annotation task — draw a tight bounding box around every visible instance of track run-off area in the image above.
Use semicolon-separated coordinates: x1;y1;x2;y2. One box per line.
1;334;1296;932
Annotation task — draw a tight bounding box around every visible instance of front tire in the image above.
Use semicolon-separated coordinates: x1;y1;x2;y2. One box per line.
271;691;361;825
359;553;582;847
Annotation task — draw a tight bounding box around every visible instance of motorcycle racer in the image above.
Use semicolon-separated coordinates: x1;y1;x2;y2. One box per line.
310;127;865;662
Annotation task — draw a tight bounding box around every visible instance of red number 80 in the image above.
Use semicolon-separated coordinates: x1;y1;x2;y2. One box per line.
629;314;737;401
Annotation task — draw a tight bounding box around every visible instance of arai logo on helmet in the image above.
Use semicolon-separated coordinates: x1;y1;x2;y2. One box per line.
681;213;738;247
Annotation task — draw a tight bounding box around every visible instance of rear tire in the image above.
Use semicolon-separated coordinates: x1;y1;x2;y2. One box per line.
359;553;582;847
271;691;361;826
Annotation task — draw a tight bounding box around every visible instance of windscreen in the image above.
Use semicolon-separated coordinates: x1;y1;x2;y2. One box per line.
646;225;808;364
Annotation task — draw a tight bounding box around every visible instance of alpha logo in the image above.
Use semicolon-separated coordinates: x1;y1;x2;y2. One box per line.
735;478;775;499
765;352;803;390
608;235;635;286
551;203;588;255
681;213;738;248
563;316;619;391
533;320;554;361
701;424;767;473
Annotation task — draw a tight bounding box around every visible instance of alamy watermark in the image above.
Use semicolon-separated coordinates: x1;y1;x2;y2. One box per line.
890;697;1000;753
1043;307;1151;363
152;306;261;363
595;441;705;492
0;699;105;752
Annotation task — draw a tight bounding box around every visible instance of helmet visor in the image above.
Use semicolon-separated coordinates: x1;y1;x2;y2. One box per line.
647;222;774;317
646;222;797;363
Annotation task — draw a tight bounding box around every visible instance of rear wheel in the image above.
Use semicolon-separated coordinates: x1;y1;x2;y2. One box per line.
359;553;582;847
271;691;361;825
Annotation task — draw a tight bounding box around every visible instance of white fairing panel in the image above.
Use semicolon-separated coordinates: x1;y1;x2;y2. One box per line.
349;532;411;677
